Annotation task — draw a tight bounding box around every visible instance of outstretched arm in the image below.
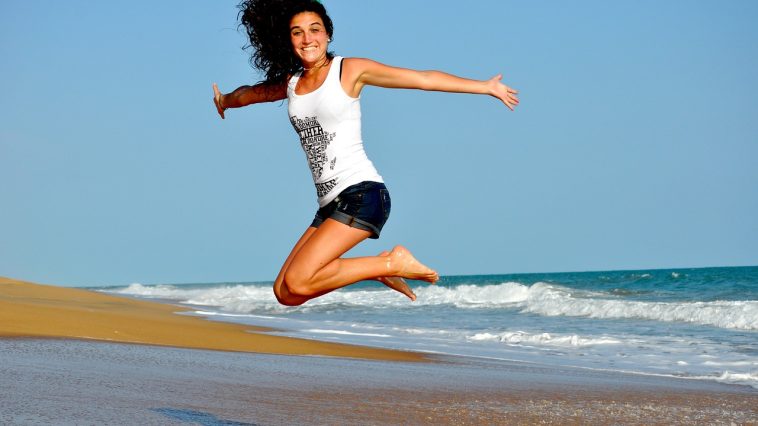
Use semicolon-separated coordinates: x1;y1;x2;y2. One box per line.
212;82;287;119
343;58;519;111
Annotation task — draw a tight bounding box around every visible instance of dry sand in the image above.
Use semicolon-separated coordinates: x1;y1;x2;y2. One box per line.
0;276;423;362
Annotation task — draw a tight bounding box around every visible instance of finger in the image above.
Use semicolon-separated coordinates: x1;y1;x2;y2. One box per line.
212;84;226;119
217;101;226;119
213;84;224;106
214;99;223;118
506;95;517;110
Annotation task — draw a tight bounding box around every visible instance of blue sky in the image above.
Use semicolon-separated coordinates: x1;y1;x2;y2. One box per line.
1;1;757;287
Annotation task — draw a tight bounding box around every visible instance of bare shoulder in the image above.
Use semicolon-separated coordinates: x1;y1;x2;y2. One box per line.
343;57;403;76
340;57;378;97
341;57;417;95
341;57;379;81
341;57;378;70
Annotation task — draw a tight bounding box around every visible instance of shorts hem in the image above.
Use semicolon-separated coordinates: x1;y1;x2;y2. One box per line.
329;210;381;239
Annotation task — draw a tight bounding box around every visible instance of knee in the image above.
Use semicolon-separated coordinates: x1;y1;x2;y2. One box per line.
275;292;306;307
283;268;316;298
273;283;307;306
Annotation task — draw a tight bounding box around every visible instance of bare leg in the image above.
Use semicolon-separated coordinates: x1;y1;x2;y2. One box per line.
375;251;416;301
279;219;438;303
272;226;318;306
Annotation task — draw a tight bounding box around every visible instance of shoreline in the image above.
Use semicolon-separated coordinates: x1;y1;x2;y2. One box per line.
3;338;756;425
2;276;756;423
0;276;424;362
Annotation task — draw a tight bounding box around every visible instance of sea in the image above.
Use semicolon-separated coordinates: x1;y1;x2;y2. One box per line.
99;266;758;390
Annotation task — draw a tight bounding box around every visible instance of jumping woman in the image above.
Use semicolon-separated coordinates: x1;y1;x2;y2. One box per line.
213;0;519;306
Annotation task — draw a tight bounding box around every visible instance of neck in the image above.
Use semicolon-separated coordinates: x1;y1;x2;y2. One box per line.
302;56;331;73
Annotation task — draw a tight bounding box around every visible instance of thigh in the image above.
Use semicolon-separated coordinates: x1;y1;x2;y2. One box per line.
287;218;372;277
274;226;317;284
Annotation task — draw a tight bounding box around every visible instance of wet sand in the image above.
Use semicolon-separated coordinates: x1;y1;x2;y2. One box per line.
2;338;756;425
2;276;756;424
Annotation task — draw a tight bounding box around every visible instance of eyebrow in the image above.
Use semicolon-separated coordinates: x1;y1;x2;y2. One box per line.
290;22;323;30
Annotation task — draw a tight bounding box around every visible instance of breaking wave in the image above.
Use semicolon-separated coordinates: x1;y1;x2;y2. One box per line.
107;281;758;330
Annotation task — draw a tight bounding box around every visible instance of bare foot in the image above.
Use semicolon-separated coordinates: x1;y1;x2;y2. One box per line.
376;251;416;301
387;245;439;284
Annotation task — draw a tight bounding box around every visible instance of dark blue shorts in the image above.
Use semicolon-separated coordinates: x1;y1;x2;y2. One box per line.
310;181;391;239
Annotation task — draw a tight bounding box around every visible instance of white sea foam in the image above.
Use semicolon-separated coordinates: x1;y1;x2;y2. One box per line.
702;360;758;367
106;280;758;389
192;310;280;320
108;282;758;330
716;371;758;383
519;283;758;330
687;371;758;388
468;331;621;347
108;283;286;312
111;283;185;298
411;282;758;330
413;282;531;307
303;329;391;338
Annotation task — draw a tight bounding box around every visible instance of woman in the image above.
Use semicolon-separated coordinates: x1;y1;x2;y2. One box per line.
213;0;519;306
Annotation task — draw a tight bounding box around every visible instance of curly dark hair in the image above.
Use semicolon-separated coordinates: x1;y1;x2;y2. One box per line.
238;0;335;85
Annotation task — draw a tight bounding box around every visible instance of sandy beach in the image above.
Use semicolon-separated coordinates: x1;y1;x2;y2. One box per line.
2;276;756;425
0;276;422;362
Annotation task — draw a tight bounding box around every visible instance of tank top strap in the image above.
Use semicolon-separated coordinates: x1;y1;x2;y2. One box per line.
326;56;343;87
287;71;302;97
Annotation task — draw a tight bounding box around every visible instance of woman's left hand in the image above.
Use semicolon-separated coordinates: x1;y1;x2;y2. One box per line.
212;83;226;119
487;74;519;111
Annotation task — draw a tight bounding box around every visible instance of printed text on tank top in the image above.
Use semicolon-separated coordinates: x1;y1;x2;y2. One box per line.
287;56;384;208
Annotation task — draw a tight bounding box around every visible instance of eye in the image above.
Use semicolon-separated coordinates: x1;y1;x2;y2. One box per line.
292;30;302;37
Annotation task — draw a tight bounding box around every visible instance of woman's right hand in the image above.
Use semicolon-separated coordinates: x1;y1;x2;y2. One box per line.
486;74;519;111
212;83;226;119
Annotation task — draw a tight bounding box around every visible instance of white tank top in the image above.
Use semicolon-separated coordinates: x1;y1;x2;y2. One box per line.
287;56;383;207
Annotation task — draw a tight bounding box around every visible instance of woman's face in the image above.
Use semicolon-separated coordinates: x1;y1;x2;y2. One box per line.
289;12;330;67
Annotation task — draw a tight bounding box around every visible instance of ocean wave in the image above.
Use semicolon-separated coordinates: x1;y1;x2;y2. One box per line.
413;282;531;307
107;282;758;330
106;283;286;312
109;283;188;298
520;283;758;330
417;282;758;330
689;371;758;389
416;283;758;330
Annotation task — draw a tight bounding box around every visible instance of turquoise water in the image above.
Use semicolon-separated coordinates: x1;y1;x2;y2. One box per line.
103;266;758;389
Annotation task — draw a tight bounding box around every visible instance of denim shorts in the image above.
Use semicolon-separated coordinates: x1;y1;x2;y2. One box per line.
310;181;391;239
